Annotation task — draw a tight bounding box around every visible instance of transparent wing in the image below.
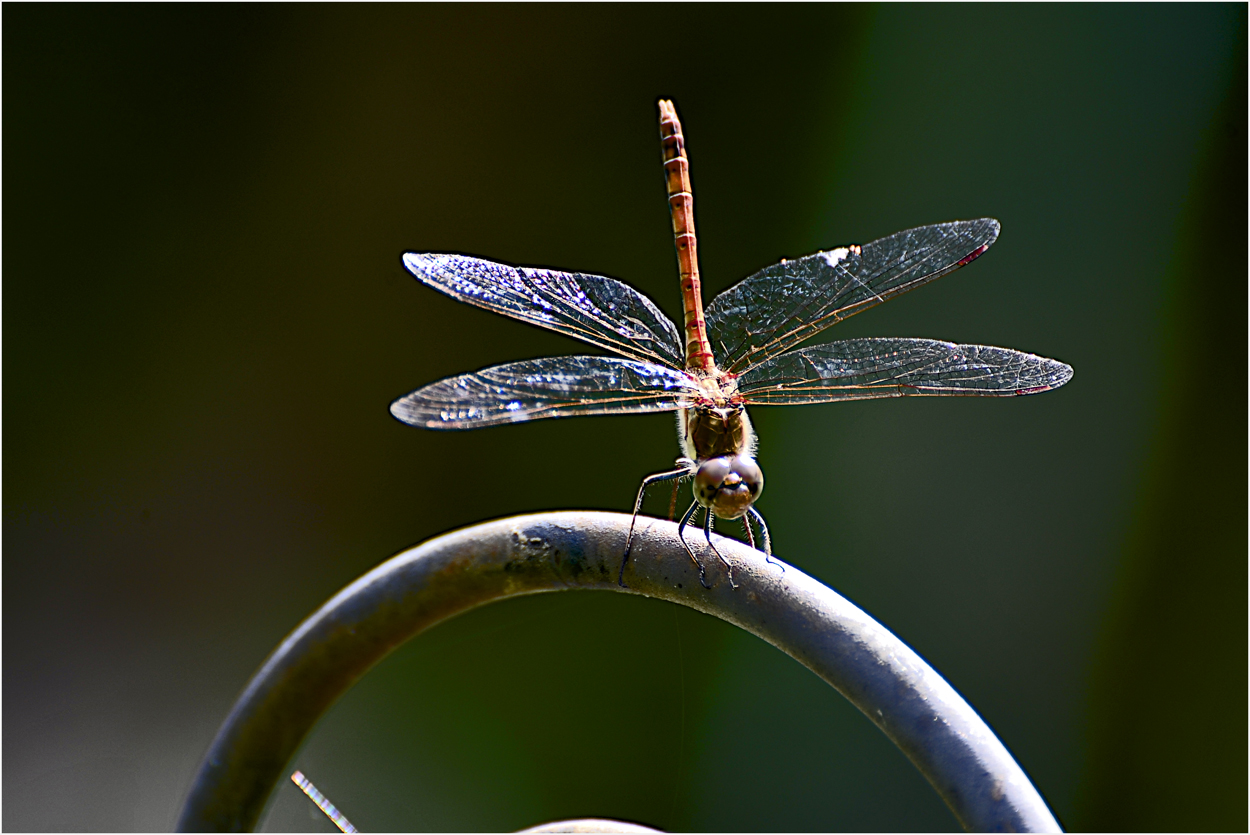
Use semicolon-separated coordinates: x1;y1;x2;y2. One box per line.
403;253;684;369
390;355;700;429
736;337;1073;404
705;219;1001;375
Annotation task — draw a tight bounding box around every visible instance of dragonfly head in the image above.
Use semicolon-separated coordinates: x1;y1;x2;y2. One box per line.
694;455;763;520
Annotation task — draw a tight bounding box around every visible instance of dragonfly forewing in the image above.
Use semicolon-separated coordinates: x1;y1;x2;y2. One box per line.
390;355;699;429
735;337;1074;405
705;219;1001;375
403;253;685;369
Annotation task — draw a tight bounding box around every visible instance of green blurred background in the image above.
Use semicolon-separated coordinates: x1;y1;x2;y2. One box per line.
4;4;1245;832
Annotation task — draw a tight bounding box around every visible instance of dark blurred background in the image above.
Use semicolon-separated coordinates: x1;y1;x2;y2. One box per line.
4;5;1245;832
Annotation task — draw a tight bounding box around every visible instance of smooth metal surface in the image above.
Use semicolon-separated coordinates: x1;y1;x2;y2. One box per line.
176;511;1061;832
518;819;663;833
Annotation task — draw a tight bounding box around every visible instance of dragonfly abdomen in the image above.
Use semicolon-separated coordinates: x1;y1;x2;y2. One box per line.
659;99;716;375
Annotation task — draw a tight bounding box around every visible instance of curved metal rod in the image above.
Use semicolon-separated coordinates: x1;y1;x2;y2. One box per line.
176;511;1061;833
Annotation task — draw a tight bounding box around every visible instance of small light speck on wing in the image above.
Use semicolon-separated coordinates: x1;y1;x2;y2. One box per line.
820;247;853;268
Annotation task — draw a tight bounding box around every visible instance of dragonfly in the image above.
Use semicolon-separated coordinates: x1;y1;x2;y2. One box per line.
391;99;1073;590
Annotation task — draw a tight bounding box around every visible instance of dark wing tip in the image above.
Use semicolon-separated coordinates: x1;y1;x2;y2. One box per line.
978;217;1002;239
1018;357;1074;395
944;218;1001;267
389;395;422;426
390;393;458;429
1050;359;1074;388
964;216;1001;249
962;217;1000;239
401;252;430;275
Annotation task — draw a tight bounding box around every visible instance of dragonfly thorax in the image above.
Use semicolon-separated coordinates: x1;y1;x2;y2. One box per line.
679;404;762;520
679;404;755;461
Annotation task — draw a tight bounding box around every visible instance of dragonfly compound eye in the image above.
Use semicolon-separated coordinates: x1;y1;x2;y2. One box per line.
695;455;763;520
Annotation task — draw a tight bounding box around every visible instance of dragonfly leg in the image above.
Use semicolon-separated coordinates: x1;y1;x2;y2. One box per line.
620;461;695;587
747;506;782;573
676;500;711;589
703;511;737;590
